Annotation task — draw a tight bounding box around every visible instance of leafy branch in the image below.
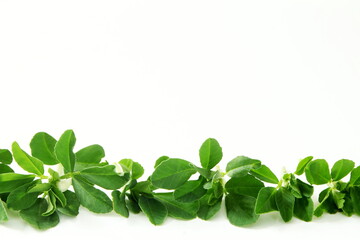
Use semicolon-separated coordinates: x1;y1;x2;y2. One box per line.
0;130;359;229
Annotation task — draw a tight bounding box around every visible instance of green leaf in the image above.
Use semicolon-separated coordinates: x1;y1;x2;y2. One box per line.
350;166;360;186
80;165;129;190
275;187;295;222
28;183;52;193
0;164;14;174
20;198;59;230
72;176;113;213
75;144;105;171
331;159;355;181
139;196;168;225
225;193;259;226
296;179;314;198
294;156;313;175
151;158;196;189
174;178;207;203
12;142;44;175
42;191;57;216
0;149;12;164
305;159;331;185
119;159;144;179
197;192;222;220
350;186;360;215
52;186;67;207
199;138;223;170
154;156;169;168
6;181;40;210
342;194;354;216
293;197;313;222
154;192;200;220
255;187;277;214
225;175;264;198
30;132;58;165
0;200;8;223
54;129;76;172
112;190;129;218
56;190;80;217
0;173;35;193
193;166;213;180
250;165;279;184
332;191;345;209
126;193;141;214
226;156;261;178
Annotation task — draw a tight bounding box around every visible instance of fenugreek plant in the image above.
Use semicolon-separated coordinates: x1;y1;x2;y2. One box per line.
0;130;359;230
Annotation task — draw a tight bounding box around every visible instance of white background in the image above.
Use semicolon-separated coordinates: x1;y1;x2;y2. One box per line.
1;0;360;239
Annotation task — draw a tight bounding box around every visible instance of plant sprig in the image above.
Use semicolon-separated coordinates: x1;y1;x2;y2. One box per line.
0;130;359;229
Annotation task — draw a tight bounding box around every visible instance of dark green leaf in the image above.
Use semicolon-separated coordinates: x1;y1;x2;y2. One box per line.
275;187;295;222
331;159;355;181
43;191;57;216
151;158;196;189
332;191;345;209
72;176;112;213
54;129;76;172
20;198;59;230
197;192;222;220
126;193;141;214
6;181;40;210
226;156;261;178
350;186;360;215
174;178;207;203
0;149;12;164
139;196;168;225
305;159;331;185
57;190;80;217
0;173;35;193
52;186;67;207
225;175;264;198
250;165;278;184
30;132;58;165
296;179;314;198
75;144;105;171
294;156;313;175
154;192;199;220
255;187;277;214
225;193;259;226
342;193;354;216
12;142;44;175
80;165;129;190
0;164;13;174
199;138;223;170
293;197;313;222
112;190;129;218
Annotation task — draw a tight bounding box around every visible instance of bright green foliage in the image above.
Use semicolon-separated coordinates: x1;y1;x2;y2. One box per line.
151;158;196;189
12;142;44;175
199;138;223;170
30;132;58;165
0;149;12;164
54;130;76;172
294;156;313;175
305;159;331;185
226;156;261;178
0;173;35;193
331;159;355;181
80;165;129;190
75;144;105;170
3;130;360;229
250;165;279;184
